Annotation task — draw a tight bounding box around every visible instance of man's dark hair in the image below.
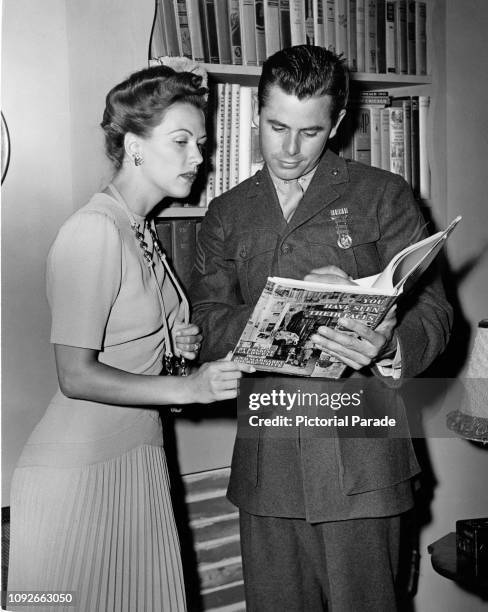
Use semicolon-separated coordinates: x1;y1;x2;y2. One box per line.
258;45;349;122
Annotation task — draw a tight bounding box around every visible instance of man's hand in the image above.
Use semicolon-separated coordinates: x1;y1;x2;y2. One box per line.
304;265;356;285
311;305;398;370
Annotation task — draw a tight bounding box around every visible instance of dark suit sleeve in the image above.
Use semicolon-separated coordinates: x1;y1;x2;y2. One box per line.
189;199;252;361
373;175;453;380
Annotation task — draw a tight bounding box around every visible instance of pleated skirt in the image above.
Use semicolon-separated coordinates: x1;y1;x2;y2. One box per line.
8;443;187;612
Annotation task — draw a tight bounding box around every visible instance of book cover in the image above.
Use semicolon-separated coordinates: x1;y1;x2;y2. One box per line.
171;219;198;291
356;0;366;72
174;0;193;58
279;0;292;48
214;0;232;64
187;0;206;62
365;0;377;72
264;0;281;57
394;0;408;74
391;96;412;185
228;0;244;64
323;0;336;52
347;0;358;71
335;0;348;60
255;0;267;65
414;0;427;75
290;0;307;45
240;0;258;66
231;217;461;378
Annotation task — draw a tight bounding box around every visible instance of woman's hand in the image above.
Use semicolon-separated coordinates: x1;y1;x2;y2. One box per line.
173;322;202;360
186;354;255;404
172;303;203;360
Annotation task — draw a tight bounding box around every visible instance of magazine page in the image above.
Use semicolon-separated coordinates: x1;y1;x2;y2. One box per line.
232;278;396;377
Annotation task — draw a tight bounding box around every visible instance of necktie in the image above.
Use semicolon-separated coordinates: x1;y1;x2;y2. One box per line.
278;179;303;223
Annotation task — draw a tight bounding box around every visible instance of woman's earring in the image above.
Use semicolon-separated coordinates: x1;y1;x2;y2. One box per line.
133;153;144;166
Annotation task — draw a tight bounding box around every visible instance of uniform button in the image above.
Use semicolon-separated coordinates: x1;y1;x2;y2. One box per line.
239;247;247;258
332;168;339;176
281;243;292;254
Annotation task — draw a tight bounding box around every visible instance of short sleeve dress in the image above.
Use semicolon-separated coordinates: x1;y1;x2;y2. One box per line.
8;192;187;611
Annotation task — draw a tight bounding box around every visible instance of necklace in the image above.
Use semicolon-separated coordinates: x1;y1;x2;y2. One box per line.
107;183;190;378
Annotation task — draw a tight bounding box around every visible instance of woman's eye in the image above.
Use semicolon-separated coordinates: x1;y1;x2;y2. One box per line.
175;140;188;146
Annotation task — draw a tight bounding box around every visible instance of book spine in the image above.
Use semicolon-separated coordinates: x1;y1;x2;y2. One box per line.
240;0;258;66
347;0;358;71
238;86;253;183
376;0;386;73
313;0;325;46
187;1;206;62
410;95;419;198
289;0;307;45
174;0;193;58
388;107;405;178
323;0;336;52
407;0;416;74
215;0;232;64
365;0;377;73
279;0;292;48
161;0;180;56
250;88;265;175
304;0;315;45
228;0;244;64
203;0;220;62
394;0;408;74
380;107;390;170
356;0;366;72
171;219;197;291
264;0;281;57
335;0;348;59
229;83;241;188
155;220;173;261
392;97;412;184
255;0;267;65
385;1;396;73
369;105;382;168
149;1;168;58
214;83;226;197
418;95;430;199
414;0;427;75
353;106;372;165
223;82;233;192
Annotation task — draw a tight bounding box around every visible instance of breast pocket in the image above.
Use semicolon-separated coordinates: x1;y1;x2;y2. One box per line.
302;216;382;279
223;230;278;304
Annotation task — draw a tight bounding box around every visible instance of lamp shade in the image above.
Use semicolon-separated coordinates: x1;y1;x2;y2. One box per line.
447;320;488;442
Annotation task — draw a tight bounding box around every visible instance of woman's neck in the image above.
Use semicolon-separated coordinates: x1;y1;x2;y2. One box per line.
110;171;164;218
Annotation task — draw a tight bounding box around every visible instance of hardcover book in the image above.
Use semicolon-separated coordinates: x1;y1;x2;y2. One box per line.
231;217;461;378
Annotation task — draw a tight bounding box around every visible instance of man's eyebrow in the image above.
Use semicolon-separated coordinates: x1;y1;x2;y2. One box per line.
266;118;325;131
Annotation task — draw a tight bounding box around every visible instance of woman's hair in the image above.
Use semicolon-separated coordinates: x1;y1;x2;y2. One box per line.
101;65;207;168
258;45;349;123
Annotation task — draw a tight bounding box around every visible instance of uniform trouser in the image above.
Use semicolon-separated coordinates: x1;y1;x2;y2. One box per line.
239;510;402;612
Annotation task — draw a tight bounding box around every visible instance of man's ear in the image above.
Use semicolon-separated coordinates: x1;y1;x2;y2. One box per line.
251;92;260;128
329;109;347;140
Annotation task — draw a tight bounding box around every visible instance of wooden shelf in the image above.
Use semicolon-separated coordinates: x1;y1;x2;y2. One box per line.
203;63;432;89
157;207;208;218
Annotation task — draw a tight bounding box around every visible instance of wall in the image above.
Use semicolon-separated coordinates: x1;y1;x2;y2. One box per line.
414;1;488;611
1;0;73;504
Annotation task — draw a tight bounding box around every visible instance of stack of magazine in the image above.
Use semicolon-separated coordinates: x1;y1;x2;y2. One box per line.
231;216;461;378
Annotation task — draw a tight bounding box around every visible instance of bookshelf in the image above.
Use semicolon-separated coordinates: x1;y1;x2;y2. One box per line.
152;0;437;221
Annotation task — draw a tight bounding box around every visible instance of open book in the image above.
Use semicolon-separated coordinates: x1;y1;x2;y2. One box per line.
231;216;461;378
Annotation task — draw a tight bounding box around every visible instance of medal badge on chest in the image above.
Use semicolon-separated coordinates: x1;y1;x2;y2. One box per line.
330;207;352;249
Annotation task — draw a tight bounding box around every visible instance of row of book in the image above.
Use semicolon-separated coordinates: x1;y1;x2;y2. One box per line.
150;0;428;75
155;218;202;290
339;92;430;199
171;85;430;209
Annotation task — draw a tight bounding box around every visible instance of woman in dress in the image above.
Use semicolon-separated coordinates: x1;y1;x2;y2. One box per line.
8;65;252;611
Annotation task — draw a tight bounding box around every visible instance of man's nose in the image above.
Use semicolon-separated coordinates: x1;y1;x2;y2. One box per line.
283;132;300;156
